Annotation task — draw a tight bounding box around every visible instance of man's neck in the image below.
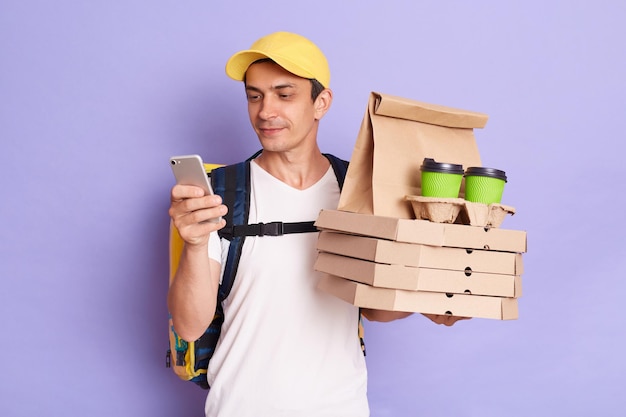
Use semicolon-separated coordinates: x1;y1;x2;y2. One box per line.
254;149;330;190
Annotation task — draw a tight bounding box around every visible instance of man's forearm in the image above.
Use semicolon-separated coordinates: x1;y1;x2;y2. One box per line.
168;243;220;342
361;309;413;322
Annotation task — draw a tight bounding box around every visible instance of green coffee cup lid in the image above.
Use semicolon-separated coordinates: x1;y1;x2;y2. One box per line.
421;158;464;175
465;166;507;182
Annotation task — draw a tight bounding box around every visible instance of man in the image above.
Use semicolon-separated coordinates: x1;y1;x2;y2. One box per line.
168;31;465;417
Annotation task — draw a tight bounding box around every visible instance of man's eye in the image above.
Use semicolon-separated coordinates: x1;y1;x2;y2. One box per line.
247;95;261;102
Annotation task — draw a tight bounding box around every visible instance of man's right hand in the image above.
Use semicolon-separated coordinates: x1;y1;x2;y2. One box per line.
169;184;227;246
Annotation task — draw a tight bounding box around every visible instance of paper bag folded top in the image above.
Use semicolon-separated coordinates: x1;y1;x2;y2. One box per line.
338;92;489;219
374;93;488;128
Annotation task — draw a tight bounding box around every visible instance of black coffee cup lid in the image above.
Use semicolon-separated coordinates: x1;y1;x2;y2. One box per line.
465;166;507;182
420;158;464;175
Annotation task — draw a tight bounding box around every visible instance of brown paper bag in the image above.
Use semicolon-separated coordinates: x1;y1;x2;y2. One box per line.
338;92;489;219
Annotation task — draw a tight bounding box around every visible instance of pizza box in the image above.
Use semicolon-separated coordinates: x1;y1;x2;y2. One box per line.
317;273;518;320
315;252;522;297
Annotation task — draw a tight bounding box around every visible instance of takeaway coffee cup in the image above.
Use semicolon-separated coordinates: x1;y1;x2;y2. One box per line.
420;158;464;198
464;167;508;204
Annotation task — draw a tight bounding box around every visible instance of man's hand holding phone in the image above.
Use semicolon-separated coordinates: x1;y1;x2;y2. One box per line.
169;155;227;247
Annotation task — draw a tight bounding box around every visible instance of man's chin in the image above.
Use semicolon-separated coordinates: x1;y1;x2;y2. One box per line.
257;136;286;150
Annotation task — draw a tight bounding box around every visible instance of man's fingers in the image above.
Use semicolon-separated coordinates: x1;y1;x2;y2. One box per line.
184;206;226;225
171;184;205;202
170;186;224;214
423;313;471;326
168;185;227;244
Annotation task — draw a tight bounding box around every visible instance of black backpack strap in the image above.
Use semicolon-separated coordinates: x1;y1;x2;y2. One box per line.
323;153;349;191
211;151;349;297
211;165;249;300
230;221;317;237
216;151;348;240
210;150;261;299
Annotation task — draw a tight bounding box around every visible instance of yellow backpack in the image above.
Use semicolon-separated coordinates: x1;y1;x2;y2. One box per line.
166;163;222;387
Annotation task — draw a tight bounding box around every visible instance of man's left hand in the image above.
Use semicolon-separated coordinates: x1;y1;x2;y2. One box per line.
422;313;471;326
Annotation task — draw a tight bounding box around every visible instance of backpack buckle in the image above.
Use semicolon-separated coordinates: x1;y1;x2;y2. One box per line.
259;222;283;236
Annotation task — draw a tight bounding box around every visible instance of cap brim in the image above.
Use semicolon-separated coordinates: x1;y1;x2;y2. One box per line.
225;49;317;83
225;50;269;81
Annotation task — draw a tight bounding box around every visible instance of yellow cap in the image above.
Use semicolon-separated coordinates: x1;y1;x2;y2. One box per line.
225;31;330;88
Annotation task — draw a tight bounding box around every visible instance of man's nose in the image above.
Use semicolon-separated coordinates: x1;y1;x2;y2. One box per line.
258;96;278;120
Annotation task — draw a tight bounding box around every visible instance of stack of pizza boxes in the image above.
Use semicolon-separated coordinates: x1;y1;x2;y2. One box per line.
314;92;527;320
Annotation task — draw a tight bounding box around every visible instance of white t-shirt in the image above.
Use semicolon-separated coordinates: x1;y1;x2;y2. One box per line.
205;160;369;417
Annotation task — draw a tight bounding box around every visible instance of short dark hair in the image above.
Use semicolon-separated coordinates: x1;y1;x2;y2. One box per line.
244;58;325;101
309;78;325;101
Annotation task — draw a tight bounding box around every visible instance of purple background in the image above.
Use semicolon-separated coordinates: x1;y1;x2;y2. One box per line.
2;1;625;416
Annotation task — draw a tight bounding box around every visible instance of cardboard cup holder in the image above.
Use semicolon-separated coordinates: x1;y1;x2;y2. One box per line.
404;196;465;224
405;195;515;228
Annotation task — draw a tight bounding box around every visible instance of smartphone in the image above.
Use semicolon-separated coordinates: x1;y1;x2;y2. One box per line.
169;154;221;223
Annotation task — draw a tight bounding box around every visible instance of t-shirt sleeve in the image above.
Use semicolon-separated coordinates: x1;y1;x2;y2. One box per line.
208;230;221;263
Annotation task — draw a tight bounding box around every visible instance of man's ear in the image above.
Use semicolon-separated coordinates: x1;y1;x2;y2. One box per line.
313;89;333;120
